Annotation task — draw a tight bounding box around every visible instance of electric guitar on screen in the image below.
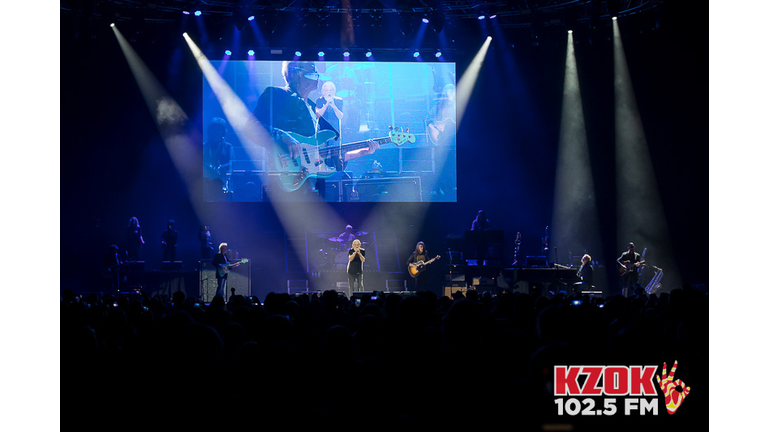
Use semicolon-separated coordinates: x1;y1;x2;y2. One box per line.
270;127;416;192
408;255;441;278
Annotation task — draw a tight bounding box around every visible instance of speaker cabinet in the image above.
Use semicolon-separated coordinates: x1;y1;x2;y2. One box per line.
341;177;422;202
199;259;251;302
443;282;468;297
229;171;266;202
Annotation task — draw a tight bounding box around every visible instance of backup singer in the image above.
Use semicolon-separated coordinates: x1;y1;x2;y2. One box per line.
161;219;178;262
347;239;366;292
126;217;145;261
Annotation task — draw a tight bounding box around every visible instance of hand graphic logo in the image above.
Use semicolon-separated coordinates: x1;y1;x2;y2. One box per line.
656;360;691;414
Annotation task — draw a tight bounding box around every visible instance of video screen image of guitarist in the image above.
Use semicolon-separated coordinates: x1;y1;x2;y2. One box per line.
202;60;457;203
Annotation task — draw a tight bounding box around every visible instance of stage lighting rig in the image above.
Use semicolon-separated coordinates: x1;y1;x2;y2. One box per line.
233;7;250;31
608;0;622;19
428;9;445;33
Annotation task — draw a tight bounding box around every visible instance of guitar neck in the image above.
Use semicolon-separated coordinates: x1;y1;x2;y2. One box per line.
319;136;393;156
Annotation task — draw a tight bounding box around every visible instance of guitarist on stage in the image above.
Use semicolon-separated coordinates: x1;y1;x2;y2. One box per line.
617;242;644;297
406;241;433;292
244;60;378;199
213;243;230;299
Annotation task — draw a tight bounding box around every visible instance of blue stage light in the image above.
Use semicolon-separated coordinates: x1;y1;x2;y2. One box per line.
248;49;255;56
248;16;255;21
295;51;302;57
318;51;325;57
413;51;420;58
225;50;232;56
365;51;372;58
343;51;350;57
194;10;202;17
182;11;190;15
422;17;429;24
478;14;485;20
435;51;442;58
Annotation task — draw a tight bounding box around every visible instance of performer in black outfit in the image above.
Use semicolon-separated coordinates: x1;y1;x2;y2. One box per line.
315;81;344;139
470;210;493;263
617;242;643;297
203;117;233;192
244;60;377;200
470;210;492;231
161;219;178;262
198;224;213;259
102;245;124;293
577;254;594;285
406;241;438;292
347;239;365;293
125;217;144;261
574;253;594;294
212;242;229;298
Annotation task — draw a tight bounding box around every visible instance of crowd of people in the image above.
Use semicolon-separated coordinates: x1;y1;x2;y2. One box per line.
61;283;707;428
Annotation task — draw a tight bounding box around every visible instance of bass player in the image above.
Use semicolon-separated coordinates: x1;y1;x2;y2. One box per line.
243;60;378;200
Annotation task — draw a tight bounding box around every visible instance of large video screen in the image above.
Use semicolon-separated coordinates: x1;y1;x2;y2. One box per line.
202;60;456;202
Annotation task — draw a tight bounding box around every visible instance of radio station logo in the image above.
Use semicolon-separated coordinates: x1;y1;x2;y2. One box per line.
553;360;691;416
656;361;692;415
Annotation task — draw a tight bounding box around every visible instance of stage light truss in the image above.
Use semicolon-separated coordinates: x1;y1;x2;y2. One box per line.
61;0;663;27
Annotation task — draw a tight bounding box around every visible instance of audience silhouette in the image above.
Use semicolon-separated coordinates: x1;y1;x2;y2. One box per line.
61;284;707;429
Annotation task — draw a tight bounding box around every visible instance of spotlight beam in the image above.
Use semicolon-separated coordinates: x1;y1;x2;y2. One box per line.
552;32;604;278
613;20;681;290
111;25;210;222
456;36;492;128
184;33;348;277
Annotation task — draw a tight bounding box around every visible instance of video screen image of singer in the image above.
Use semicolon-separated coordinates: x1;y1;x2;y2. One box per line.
202;60;457;203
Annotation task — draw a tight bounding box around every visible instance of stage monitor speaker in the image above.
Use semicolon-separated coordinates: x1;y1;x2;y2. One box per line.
443;282;467;297
287;279;309;295
337;281;350;298
385;280;406;292
199;259;251;302
472;276;496;287
341;177;422;202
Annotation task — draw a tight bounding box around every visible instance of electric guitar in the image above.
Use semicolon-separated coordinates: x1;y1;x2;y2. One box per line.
271;127;416;192
427;118;456;144
408;255;441;278
216;258;249;278
618;260;645;276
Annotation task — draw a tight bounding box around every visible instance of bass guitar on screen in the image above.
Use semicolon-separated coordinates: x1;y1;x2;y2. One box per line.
270;127;416;192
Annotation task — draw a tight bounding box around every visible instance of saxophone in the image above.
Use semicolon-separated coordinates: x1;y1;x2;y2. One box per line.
644;266;663;294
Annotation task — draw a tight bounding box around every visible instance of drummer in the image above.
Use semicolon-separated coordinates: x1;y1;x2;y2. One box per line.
338;225;356;245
